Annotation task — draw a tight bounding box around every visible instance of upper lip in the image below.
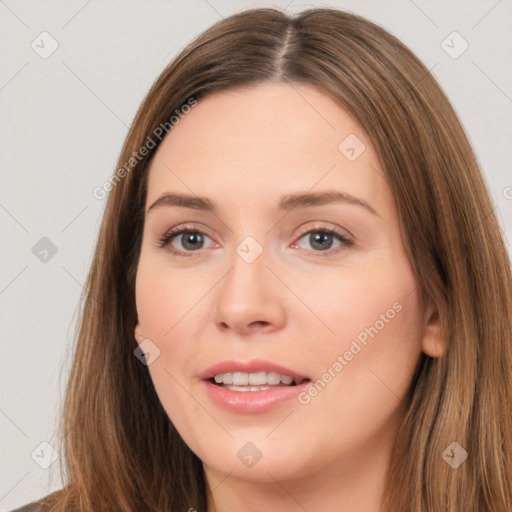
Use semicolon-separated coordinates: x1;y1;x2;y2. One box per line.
199;359;310;380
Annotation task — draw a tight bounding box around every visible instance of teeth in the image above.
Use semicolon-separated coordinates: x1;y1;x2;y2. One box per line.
214;372;233;384
280;375;293;385
225;385;272;392
212;371;304;386
267;372;281;385
248;371;266;385
233;372;249;385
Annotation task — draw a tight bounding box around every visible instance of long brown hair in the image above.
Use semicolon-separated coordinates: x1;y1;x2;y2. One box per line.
36;7;511;511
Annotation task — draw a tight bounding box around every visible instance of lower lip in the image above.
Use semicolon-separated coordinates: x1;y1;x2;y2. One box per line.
201;379;311;413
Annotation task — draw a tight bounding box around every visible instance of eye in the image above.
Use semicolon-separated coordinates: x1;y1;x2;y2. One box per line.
158;223;215;257
291;225;354;255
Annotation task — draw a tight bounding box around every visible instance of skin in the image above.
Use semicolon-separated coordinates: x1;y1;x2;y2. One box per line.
134;82;445;512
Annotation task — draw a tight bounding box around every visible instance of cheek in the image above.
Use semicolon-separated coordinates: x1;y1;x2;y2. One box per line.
134;256;215;408
300;256;422;409
134;259;208;431
135;255;208;340
298;259;419;353
290;270;421;450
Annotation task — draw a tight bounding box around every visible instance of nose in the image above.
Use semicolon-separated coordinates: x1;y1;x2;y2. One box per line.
212;244;286;336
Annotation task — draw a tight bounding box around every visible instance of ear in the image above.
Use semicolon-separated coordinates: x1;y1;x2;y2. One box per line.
421;306;447;358
134;321;144;344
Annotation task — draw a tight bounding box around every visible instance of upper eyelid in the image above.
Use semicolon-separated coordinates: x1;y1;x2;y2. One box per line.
163;223;215;240
162;222;349;238
295;223;352;239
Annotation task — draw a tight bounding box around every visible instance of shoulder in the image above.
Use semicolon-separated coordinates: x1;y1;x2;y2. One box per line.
9;487;68;512
9;502;43;512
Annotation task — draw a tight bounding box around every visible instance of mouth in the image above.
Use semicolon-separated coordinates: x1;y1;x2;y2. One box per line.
199;360;311;412
210;371;308;392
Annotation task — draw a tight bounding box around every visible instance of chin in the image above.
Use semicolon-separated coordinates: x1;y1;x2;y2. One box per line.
196;435;317;483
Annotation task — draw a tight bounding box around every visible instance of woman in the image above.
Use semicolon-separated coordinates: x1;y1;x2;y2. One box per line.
13;6;512;512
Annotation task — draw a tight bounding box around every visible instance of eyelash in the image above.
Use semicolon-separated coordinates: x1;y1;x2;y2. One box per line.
157;223;354;258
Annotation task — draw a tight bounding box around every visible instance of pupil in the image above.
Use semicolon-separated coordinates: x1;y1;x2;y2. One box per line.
310;232;332;250
183;232;203;250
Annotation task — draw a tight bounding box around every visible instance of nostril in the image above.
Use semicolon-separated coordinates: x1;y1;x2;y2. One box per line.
250;321;269;328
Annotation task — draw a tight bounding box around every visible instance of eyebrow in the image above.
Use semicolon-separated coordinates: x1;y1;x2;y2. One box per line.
146;190;379;217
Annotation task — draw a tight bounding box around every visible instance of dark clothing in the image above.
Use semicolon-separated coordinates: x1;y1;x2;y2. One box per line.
9;503;40;512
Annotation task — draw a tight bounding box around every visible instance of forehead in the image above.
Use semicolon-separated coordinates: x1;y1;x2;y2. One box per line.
145;82;392;218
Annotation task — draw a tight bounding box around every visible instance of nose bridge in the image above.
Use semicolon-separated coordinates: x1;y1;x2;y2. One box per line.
212;232;285;332
222;234;270;305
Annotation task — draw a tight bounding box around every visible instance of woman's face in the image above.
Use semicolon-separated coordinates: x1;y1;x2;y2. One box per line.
134;82;439;486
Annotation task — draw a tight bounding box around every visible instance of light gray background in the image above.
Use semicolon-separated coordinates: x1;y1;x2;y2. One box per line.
1;0;511;509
